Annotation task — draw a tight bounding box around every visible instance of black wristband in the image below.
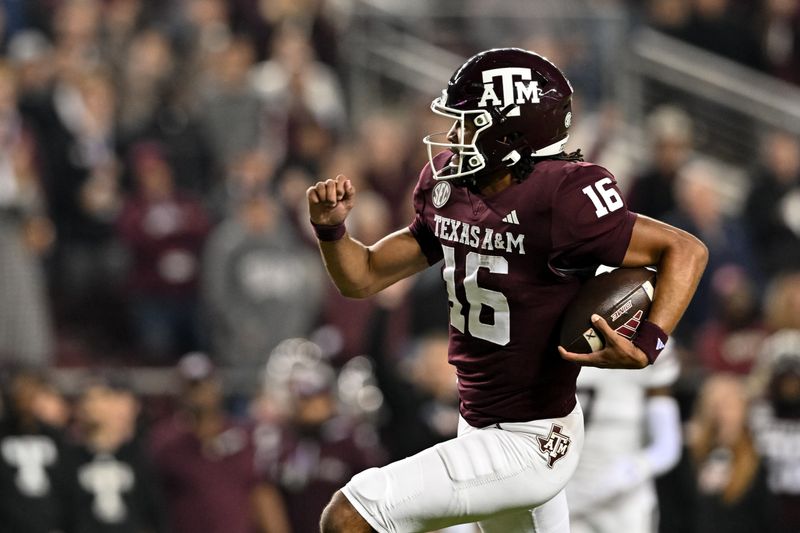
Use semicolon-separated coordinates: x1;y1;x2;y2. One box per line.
633;320;669;365
310;220;346;242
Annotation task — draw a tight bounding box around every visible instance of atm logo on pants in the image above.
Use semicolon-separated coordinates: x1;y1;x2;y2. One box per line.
538;424;571;468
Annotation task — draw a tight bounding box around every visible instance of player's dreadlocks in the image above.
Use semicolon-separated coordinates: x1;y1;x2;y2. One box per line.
550;148;585;163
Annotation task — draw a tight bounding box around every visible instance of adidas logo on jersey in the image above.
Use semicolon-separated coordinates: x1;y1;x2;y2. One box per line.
501;210;520;224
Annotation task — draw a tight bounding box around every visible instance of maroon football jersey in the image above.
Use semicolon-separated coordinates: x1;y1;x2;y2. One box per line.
408;152;637;427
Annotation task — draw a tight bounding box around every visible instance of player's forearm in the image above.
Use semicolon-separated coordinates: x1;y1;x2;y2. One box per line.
647;228;708;334
318;234;379;298
317;228;429;299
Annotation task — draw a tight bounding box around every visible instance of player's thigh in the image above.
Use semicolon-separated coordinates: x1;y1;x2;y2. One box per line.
434;423;580;515
477;489;569;533
342;444;463;533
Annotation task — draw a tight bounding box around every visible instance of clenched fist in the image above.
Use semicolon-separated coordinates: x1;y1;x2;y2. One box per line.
307;174;356;226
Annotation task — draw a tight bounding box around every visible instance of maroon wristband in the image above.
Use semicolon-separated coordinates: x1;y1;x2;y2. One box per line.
633;320;669;365
311;220;346;242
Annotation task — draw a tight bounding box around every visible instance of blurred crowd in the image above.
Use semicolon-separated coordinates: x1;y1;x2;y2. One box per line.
0;0;800;532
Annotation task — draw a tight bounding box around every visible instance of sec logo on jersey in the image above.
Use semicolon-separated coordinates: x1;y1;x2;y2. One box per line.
432;181;451;208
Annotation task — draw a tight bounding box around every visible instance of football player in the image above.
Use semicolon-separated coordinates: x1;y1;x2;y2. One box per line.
567;341;682;533
308;48;708;533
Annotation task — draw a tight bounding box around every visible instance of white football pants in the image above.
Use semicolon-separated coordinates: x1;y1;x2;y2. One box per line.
342;401;584;533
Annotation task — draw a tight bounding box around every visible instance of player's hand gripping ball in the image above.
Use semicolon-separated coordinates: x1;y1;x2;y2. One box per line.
559;267;656;354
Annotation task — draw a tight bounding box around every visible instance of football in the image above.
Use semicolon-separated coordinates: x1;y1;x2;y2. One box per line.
559;267;657;354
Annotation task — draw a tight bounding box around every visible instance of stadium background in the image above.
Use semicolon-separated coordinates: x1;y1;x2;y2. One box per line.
1;0;800;532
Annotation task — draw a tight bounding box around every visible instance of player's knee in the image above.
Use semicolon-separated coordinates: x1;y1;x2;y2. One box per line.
320;490;372;533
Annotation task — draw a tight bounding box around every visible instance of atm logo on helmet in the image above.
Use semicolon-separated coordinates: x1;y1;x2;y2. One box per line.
478;67;540;117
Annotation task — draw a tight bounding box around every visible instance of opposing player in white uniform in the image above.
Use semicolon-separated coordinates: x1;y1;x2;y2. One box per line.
567;342;682;533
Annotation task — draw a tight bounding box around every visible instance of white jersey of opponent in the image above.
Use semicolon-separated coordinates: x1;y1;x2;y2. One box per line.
567;346;681;533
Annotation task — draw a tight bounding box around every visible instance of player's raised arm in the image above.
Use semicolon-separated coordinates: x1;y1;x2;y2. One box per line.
560;215;708;368
307;174;430;298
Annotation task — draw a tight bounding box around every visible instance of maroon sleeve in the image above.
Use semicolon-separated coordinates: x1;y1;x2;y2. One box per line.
407;169;443;265
549;164;637;272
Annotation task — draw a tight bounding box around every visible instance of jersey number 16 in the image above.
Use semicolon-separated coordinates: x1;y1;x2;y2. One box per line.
582;177;623;218
442;245;510;346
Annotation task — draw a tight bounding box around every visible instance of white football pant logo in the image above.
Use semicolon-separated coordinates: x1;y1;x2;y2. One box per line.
478;68;540;117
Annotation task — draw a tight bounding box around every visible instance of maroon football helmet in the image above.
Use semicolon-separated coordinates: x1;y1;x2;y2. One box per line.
423;48;573;181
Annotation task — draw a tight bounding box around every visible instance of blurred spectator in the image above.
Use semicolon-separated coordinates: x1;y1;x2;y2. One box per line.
98;0;149;71
694;265;769;375
31;376;71;431
171;0;232;72
367;332;460;462
149;352;290;533
627;106;693;220
0;60;54;366
759;0;800;84
763;272;800;331
664;160;758;344
210;147;276;220
199;35;267;169
117;141;211;361
202;183;322;373
273;163;316;238
0;369;71;533
678;0;764;70
8;30;55;116
32;65;129;357
568;344;682;533
250;22;345;168
255;338;385;533
116;29;176;143
124;85;217;199
743;130;800;278
683;374;775;533
52;0;103;59
67;376;167;533
358;113;416;229
646;0;693;36
233;0;342;66
750;330;800;533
